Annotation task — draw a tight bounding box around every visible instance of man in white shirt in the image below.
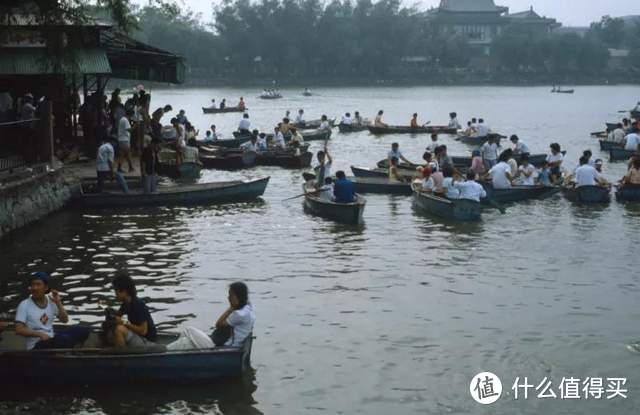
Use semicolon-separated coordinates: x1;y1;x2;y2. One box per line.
238;113;251;134
426;133;439;153
314;147;333;187
480;136;498;171
574;156;605;187
610;123;625;144
241;135;259;153
318;115;331;131
510;135;530;154
455;171;487;202
96;137;114;192
341;112;353;125
487;157;513;189
476;118;489;137
117;109;134;173
624;132;640;151
295;109;305;126
15;272;89;350
273;126;286;149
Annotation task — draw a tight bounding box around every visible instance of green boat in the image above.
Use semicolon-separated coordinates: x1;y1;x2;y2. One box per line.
412;186;481;222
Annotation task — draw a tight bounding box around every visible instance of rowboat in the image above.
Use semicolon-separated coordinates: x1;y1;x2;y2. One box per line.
615;184;640;202
259;94;282;100
562;185;610;203
78;177;270;208
481;183;561;204
294;119;336;130
199;152;257;170
157;161;202;180
551;89;574;94
302;129;332;141
412;185;481;221
350;177;412;195
609;147;636;162
451;153;547;168
202;106;245;114
338;123;370;133
256;151;313;168
606;122;619;132
302;91;313;96
302;184;366;225
368;125;457;135
210;136;252;148
456;134;503;146
632;110;640;119
599;140;622;151
351;165;415;180
0;329;252;384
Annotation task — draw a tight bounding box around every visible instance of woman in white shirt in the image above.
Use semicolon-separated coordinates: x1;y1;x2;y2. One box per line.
215;282;255;348
546;143;564;184
273;126;286;149
517;154;537;186
442;167;460;199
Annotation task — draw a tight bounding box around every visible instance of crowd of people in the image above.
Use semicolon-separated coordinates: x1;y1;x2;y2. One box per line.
2;272;255;352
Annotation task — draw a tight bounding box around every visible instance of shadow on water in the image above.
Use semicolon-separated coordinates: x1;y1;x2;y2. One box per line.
567;201;611;220
410;203;485;236
0;370;261;415
620;201;640;218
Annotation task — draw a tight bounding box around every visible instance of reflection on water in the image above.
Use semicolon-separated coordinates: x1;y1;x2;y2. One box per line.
0;371;260;415
2;86;640;414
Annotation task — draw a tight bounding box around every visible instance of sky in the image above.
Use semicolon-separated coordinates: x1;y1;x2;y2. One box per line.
139;0;640;27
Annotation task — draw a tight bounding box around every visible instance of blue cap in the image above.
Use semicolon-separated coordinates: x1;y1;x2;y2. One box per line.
30;272;50;286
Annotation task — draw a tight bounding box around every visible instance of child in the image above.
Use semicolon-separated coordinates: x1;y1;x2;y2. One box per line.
537;161;551;186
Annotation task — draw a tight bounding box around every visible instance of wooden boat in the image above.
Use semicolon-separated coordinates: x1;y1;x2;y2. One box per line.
157;161;202;180
606;122;619;132
350;177;412;195
562;185;610;203
200;152;257;170
202;106;245;114
481;183;561;204
599;140;622;151
456;133;503;146
451;153;547;168
302;184;366;225
211;136;253;148
79;177;270;208
297;129;332;141
551;89;574;94
256;151;313;169
368;125;457;135
294;119;336;130
338;123;370;133
0;329;252;384
351;165;415;180
412;185;481;221
615;184;640;202
609;147;636;162
259;94;282;99
302;91;313;96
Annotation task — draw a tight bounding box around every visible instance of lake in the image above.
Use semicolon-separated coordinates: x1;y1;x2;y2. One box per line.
1;85;640;414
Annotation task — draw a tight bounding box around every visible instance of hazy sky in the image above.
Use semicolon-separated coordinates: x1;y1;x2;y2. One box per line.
144;0;640;27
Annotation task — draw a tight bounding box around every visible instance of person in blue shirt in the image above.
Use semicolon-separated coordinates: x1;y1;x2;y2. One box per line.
537;161;552;186
333;171;356;203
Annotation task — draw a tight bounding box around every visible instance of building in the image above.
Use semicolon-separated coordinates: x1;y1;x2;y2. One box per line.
427;0;560;55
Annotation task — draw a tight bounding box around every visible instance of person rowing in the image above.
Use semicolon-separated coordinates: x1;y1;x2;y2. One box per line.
333;171;356;203
319;115;331;131
240;134;259;153
388;142;414;167
621;158;640;186
546;143;564;184
410;113;418;128
238;97;245;110
354;111;363;125
219;98;226;109
374;110;387;127
341;112;353;125
571;156;608;188
238;113;251;135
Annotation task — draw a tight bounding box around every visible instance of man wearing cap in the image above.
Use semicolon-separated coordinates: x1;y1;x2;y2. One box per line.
15;272;89;350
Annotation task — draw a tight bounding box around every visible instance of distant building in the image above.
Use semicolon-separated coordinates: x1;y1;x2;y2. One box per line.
427;0;560;55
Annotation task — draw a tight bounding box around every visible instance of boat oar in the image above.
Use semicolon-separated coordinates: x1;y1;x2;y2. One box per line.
282;188;323;202
485;197;506;214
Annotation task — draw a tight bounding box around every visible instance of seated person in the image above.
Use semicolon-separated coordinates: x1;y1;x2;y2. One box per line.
319;177;335;201
623;158;640;185
108;274;157;347
214;282;255;348
420;167;434;192
15;272;89;350
537;161;552;186
388;157;403;182
333;170;356;203
454;171;487;202
442;166;460;199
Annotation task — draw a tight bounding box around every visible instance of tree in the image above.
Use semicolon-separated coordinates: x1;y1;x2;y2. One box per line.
590;16;626;48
